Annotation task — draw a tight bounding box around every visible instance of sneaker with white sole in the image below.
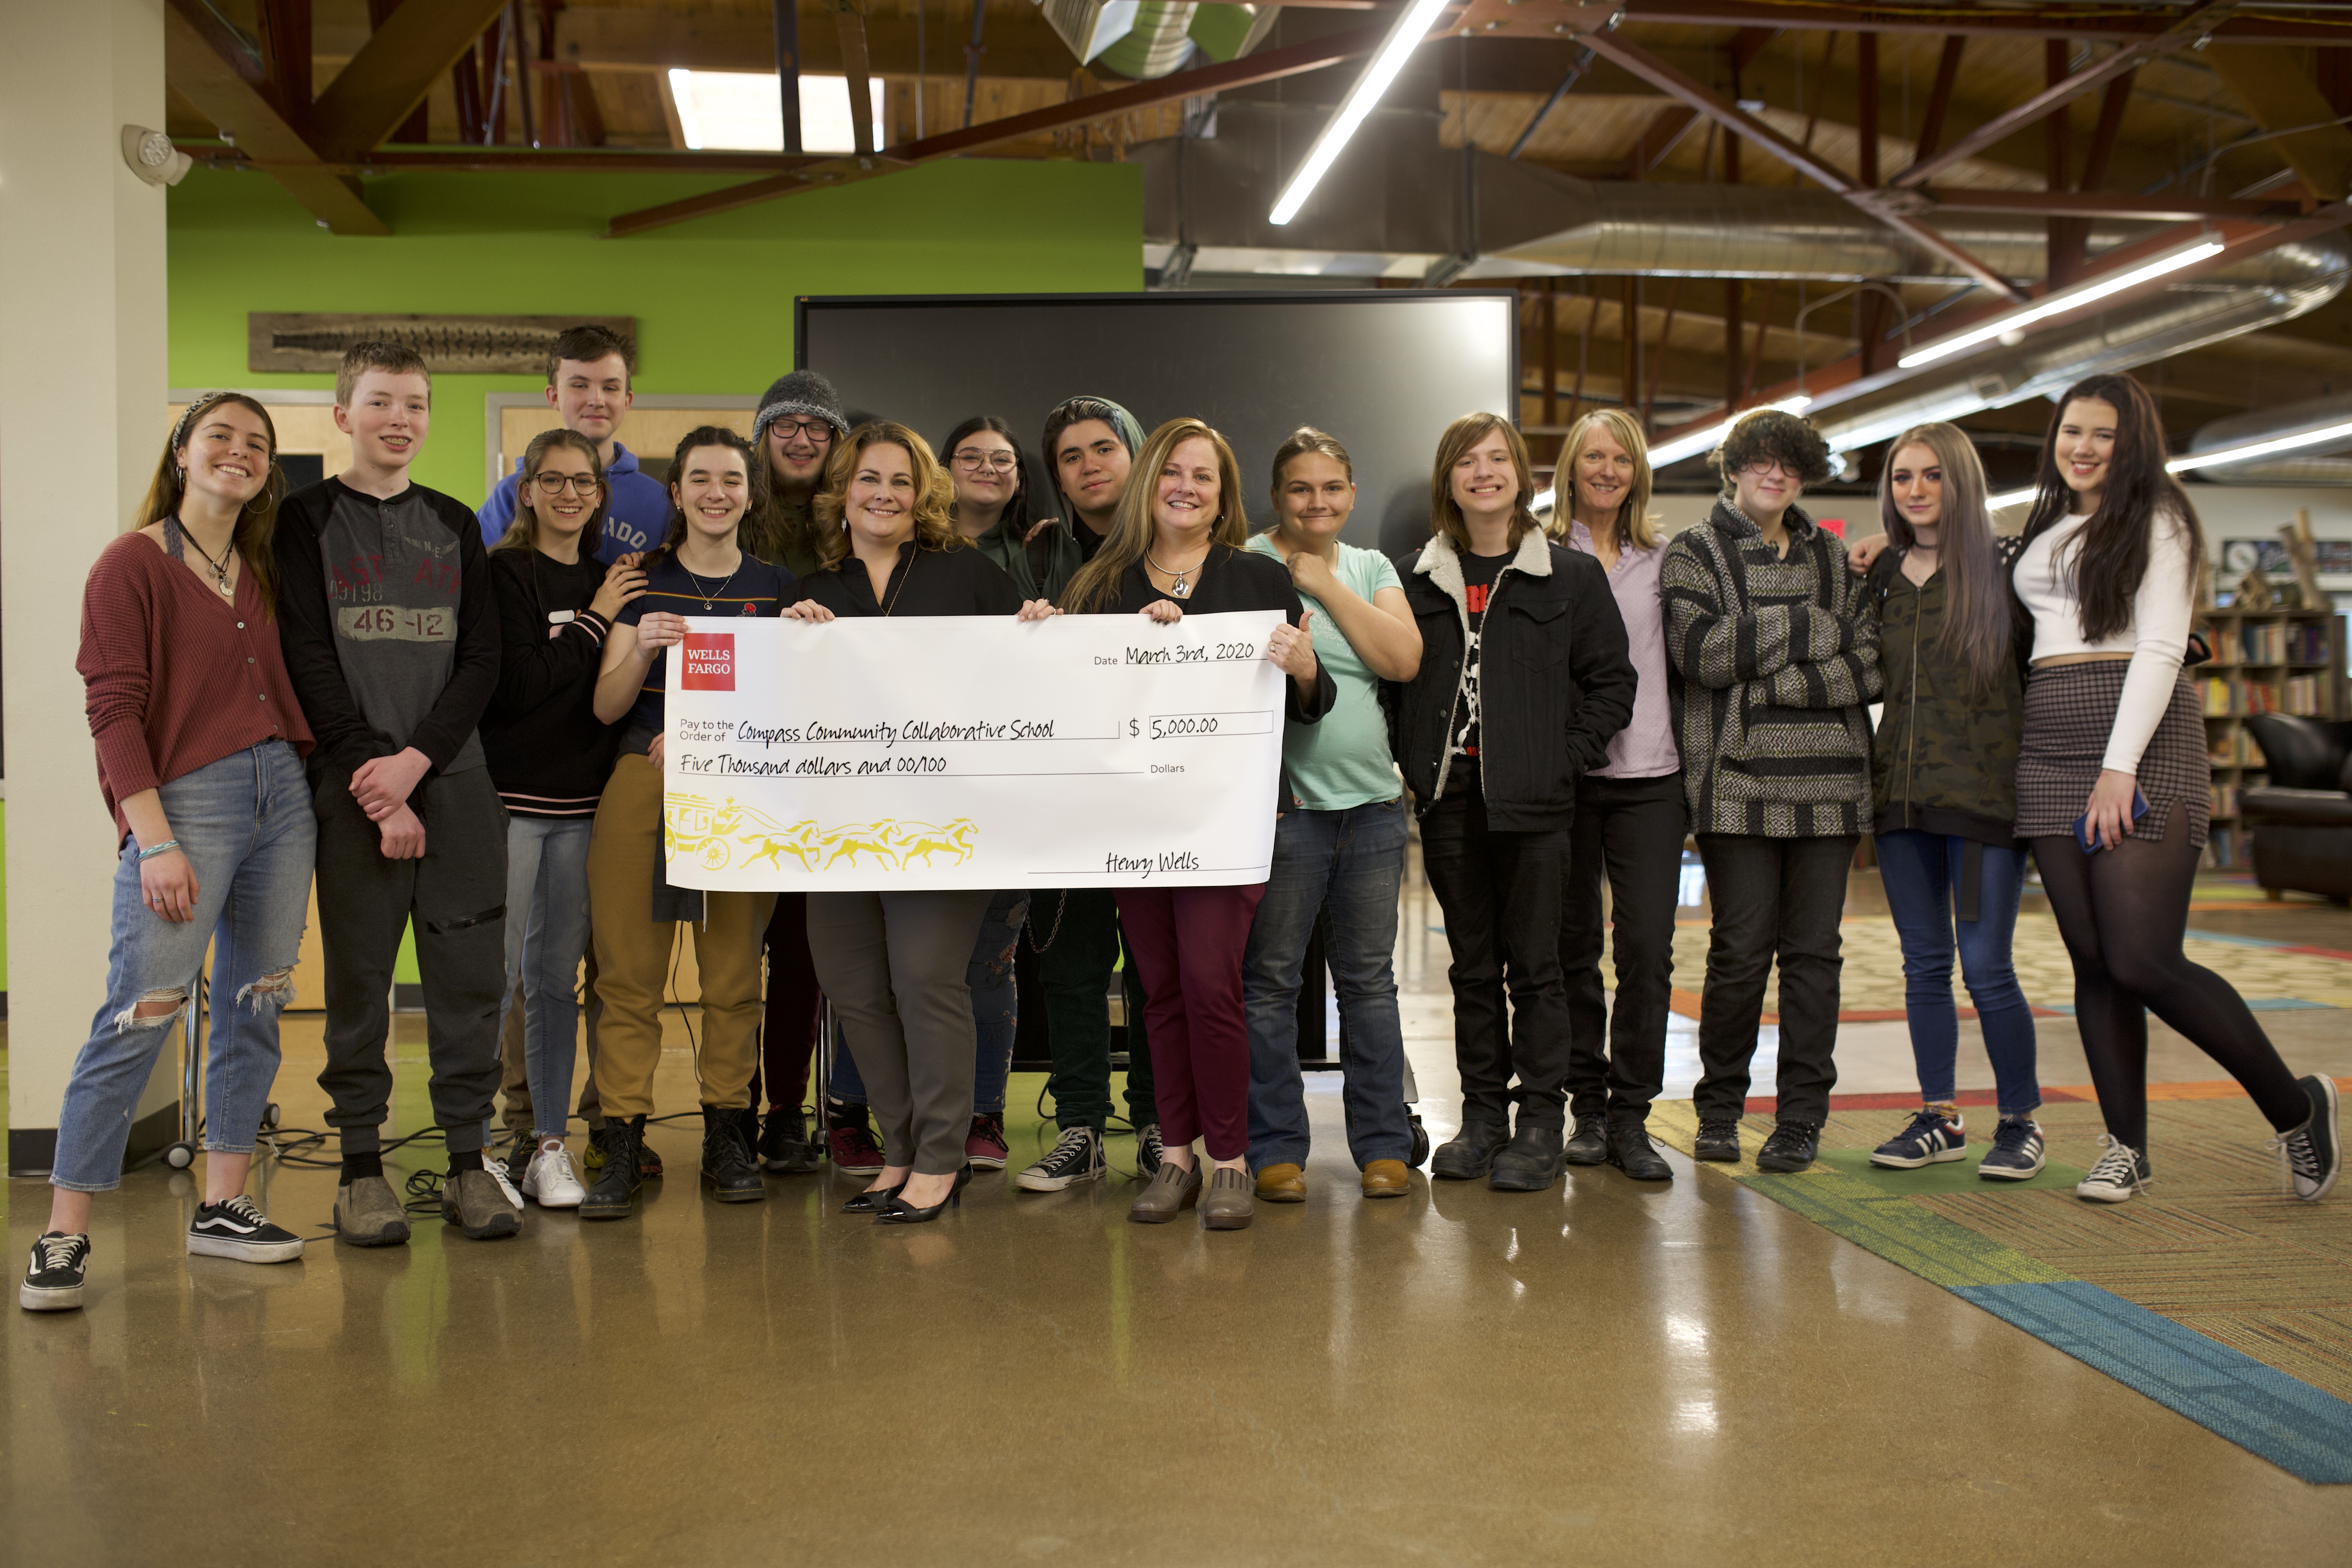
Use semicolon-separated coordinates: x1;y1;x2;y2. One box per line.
1978;1116;2047;1181
21;1232;89;1312
2075;1134;2152;1203
1871;1107;1967;1169
187;1195;305;1263
2272;1075;2341;1202
483;1157;526;1212
1134;1121;1165;1178
1016;1125;1105;1192
521;1142;587;1209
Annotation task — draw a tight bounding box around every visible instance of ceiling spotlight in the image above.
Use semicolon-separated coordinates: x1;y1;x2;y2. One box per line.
121;126;192;187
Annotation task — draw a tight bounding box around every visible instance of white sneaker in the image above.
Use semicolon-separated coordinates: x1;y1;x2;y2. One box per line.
2075;1134;2152;1203
521;1142;586;1209
483;1155;526;1212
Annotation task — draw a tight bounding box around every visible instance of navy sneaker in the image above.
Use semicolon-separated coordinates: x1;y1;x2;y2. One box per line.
1978;1116;2047;1181
21;1233;89;1312
1871;1107;1967;1169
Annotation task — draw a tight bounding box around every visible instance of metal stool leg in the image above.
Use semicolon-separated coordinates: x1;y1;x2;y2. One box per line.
165;984;202;1169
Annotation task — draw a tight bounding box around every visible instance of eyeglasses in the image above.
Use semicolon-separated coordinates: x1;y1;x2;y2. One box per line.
769;419;834;443
953;450;1019;473
530;473;603;494
1739;457;1800;478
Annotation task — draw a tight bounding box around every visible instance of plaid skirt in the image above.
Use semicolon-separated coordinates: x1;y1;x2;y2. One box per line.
2015;659;2208;848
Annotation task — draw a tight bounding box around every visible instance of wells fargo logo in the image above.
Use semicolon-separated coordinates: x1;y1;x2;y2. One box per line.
679;633;735;691
664;793;977;872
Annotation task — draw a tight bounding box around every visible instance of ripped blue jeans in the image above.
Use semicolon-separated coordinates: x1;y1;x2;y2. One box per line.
50;742;315;1192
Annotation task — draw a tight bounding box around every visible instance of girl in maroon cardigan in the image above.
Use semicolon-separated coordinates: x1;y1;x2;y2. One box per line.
23;394;318;1314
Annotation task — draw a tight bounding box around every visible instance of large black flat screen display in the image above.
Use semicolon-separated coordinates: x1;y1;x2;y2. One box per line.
794;291;1519;557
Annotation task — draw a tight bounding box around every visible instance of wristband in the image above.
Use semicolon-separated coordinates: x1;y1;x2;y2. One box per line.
136;839;181;862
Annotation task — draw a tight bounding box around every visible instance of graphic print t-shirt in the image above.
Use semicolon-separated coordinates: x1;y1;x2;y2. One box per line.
1449;550;1512;767
615;551;794;733
318;486;486;775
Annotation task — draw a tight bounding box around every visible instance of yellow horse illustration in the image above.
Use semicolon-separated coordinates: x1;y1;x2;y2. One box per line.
822;821;904;869
894;819;980;867
742;821;825;872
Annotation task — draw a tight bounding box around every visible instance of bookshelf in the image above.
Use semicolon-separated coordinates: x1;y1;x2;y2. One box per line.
2195;604;2350;867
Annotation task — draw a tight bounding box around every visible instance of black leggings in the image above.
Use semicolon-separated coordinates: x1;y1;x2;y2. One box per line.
2031;805;2305;1149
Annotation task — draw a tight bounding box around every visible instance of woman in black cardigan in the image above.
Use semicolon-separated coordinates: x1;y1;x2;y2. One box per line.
786;422;1051;1224
1057;417;1334;1232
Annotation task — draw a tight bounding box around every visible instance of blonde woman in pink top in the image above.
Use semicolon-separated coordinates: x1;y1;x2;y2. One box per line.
1550;408;1679;1182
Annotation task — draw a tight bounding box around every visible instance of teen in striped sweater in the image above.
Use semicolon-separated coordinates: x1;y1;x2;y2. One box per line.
1661;409;1880;1175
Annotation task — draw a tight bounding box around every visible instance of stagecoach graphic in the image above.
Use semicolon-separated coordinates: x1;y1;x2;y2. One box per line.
664;793;979;873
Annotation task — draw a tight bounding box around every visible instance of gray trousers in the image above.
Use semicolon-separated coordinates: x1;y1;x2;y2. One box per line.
312;762;508;1156
808;889;993;1175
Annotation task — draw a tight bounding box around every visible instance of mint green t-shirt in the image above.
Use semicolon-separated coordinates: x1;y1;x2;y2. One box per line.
1244;534;1404;811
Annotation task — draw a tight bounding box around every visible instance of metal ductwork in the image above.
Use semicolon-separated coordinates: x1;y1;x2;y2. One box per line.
2183;391;2352;484
1036;0;1278;80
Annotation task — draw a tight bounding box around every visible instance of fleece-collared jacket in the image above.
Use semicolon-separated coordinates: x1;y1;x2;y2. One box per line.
1659;498;1882;837
1385;528;1637;833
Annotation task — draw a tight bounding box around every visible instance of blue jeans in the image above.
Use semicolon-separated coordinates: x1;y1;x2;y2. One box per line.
828;889;1028;1116
503;816;592;1139
51;743;316;1192
1243;797;1412;1171
1874;829;2041;1116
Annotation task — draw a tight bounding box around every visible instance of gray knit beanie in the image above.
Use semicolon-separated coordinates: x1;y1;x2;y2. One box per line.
753;369;851;443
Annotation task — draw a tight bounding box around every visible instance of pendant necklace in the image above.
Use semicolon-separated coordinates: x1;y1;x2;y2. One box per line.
174;517;237;599
1146;545;1210;599
682;560;741;612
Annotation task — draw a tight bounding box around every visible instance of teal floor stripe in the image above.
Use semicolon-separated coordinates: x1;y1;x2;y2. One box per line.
1956;1281;2352;1485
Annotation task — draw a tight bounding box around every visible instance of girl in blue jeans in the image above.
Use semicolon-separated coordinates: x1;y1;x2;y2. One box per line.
1855;422;2044;1178
28;393;318;1312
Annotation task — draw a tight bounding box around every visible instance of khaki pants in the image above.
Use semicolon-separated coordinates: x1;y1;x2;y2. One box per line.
588;754;775;1120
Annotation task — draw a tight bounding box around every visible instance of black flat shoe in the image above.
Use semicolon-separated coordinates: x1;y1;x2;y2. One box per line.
875;1165;973;1225
841;1183;905;1215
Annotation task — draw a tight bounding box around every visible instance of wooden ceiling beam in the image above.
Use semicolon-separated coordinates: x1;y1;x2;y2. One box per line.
1596;1;2331;44
1891;1;2240;189
2205;45;2352;201
308;0;509;157
163;0;389;234
604;17;1405;236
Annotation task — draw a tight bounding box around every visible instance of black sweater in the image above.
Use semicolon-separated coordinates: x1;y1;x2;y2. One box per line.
481;548;624;817
1102;543;1337;814
274;476;499;782
792;538;1026;618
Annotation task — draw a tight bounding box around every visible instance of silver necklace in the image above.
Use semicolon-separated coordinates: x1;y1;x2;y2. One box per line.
1146;544;1211;598
681;559;741;612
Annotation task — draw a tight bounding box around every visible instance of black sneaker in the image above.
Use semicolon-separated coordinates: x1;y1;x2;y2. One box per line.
1693;1118;1742;1163
502;1135;535;1191
1563;1115;1609;1167
759;1107;822;1175
1135;1122;1165;1178
21;1232;89;1312
2274;1075;2341;1202
1755;1121;1821;1173
1016;1125;1105;1192
187;1195;305;1263
2076;1134;2152;1203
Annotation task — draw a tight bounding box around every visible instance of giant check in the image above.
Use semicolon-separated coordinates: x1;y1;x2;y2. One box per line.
660;610;1290;891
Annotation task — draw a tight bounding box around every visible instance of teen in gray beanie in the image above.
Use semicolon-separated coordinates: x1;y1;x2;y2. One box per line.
752;369;851;446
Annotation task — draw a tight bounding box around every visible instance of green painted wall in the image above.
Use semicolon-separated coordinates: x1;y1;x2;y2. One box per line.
160;159;1140;989
167;159;1145;504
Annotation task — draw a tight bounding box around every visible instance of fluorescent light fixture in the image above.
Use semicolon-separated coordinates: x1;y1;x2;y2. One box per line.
1268;0;1451;225
1988;485;2036;510
1648;395;1814;470
1531;487;1556;512
667;69;885;154
1897;234;2225;370
2166;417;2352;474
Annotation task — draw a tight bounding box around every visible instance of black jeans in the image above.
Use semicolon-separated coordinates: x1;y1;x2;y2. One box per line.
1029;887;1156;1132
1420;783;1571;1130
1692;832;1854;1128
312;764;508;1156
1560;772;1686;1123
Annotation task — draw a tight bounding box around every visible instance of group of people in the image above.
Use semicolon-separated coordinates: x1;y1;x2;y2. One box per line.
21;323;2344;1313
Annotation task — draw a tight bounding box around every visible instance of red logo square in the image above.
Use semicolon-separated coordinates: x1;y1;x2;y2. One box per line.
681;633;735;691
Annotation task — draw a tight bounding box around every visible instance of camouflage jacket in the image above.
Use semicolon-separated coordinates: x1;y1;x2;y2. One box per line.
1863;539;2031;847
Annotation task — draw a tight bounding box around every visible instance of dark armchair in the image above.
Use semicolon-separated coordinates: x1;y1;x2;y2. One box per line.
2241;714;2352;902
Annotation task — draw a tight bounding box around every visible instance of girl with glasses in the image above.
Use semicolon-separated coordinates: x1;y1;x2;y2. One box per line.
482;430;645;1209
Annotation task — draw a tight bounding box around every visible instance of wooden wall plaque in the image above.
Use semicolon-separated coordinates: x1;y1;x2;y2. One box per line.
248;313;637;375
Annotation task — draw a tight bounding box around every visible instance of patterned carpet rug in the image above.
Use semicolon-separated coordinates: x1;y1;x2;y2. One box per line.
1649;1090;2352;1483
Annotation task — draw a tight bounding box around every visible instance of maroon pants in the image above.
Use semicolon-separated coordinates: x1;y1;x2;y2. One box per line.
1116;882;1265;1161
754;891;824;1111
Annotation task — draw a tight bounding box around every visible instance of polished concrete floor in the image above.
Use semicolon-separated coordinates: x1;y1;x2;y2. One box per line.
11;869;2352;1562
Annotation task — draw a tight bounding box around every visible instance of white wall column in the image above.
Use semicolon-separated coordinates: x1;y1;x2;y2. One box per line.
0;0;172;1172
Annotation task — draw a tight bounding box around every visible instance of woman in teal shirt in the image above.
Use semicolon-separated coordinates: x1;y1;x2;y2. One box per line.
1239;428;1425;1202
